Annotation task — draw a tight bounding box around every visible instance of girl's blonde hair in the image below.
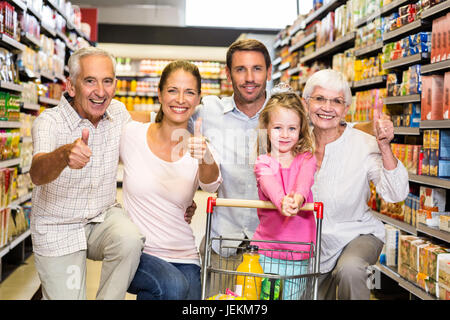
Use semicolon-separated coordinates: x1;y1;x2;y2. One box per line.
258;92;314;156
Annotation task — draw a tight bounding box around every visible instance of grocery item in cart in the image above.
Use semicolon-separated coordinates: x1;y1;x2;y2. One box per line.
234;245;264;299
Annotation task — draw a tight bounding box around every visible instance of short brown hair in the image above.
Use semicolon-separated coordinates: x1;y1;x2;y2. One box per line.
226;39;271;70
155;60;201;123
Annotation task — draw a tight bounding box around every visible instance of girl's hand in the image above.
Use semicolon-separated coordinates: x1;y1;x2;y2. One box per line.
281;192;299;217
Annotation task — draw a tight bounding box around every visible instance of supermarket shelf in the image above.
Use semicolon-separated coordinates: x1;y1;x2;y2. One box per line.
375;263;437;300
10;192;32;208
0;81;24;93
0;229;31;259
383;20;428;43
421;0;450;21
272;57;282;66
304;0;345;26
8;0;27;11
380;0;417;16
408;173;450;189
382;52;430;70
21;32;41;48
0;158;21;168
384;94;421;104
394;127;420;135
272;71;282;81
289;32;316;53
420;119;450;129
300;32;355;64
288;66;301;76
355;10;381;28
41;23;56;38
0;33;25;52
371;210;417;235
278;62;290;72
417;223;450;243
352;76;386;90
0;121;21;128
354;41;383;58
26;3;42;21
38;96;59;106
421;59;450;75
22;102;41;111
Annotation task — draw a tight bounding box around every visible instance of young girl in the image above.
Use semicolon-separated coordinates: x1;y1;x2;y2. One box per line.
251;88;316;300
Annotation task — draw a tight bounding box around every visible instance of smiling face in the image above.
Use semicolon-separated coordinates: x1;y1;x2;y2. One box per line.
226;50;271;108
158;69;200;125
67;55;116;127
305;86;349;131
267;107;301;156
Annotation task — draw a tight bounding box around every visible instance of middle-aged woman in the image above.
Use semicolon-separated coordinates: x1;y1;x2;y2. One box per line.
301;69;409;300
120;60;222;300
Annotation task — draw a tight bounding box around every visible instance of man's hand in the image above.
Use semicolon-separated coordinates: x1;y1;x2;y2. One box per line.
184;200;197;224
66;128;92;169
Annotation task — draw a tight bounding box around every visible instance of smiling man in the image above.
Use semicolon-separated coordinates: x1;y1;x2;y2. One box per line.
29;47;144;300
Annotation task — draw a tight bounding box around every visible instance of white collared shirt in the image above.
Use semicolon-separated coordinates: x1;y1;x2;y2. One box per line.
312;125;409;273
31;95;130;257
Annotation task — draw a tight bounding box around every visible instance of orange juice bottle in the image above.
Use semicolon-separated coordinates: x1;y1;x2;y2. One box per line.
235;245;264;300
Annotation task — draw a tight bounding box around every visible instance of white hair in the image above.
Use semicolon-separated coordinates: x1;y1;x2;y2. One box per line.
68;47;116;83
302;69;352;106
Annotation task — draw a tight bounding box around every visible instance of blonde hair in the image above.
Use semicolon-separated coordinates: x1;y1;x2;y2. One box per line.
258;92;314;156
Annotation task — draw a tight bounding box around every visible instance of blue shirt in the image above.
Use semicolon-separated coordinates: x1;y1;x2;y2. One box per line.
189;93;269;255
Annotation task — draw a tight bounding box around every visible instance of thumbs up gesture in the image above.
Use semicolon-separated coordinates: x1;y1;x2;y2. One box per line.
188;118;212;164
373;109;394;151
66;128;92;169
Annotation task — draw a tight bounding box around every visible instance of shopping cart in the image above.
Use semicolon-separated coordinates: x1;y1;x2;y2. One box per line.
201;197;323;300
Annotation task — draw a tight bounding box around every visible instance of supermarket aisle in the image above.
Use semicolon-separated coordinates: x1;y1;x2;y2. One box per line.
0;189;213;300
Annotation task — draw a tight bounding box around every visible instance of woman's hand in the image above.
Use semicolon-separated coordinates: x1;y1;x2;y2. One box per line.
373;109;398;170
373;109;394;152
188;118;214;164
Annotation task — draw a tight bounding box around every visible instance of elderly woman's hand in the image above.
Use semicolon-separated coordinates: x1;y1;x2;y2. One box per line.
373;109;394;151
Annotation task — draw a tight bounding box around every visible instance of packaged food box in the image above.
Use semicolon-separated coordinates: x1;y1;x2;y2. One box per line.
438;254;450;287
419;186;446;212
428;250;450;281
438;281;450;300
440;214;450;232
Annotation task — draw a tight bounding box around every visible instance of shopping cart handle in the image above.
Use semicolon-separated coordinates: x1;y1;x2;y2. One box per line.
207;197;323;219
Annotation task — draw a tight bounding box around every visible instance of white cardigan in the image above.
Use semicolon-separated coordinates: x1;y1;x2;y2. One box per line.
312;125;409;273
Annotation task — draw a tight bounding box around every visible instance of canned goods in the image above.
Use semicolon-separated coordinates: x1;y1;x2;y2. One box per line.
260;274;282;300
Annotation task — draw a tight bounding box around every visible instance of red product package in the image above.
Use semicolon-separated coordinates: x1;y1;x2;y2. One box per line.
444;72;450;120
447;13;450;60
422;75;445;120
431;18;438;63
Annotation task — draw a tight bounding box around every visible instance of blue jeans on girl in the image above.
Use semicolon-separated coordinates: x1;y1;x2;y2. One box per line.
128;252;201;300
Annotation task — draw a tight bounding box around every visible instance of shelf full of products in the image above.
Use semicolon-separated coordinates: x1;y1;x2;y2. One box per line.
114;57;233;112
272;0;450;300
0;0;95;283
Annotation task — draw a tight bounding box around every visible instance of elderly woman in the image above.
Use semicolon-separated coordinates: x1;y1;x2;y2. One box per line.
301;69;409;300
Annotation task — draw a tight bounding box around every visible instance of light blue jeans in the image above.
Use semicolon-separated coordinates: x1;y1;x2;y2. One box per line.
259;255;309;300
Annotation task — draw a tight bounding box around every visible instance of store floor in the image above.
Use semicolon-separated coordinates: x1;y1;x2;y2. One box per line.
0;189;213;300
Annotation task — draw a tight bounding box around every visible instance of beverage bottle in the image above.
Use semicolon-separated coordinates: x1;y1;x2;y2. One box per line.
235;245;264;300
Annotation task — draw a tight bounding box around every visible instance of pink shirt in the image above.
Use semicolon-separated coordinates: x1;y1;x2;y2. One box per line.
251;152;316;260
